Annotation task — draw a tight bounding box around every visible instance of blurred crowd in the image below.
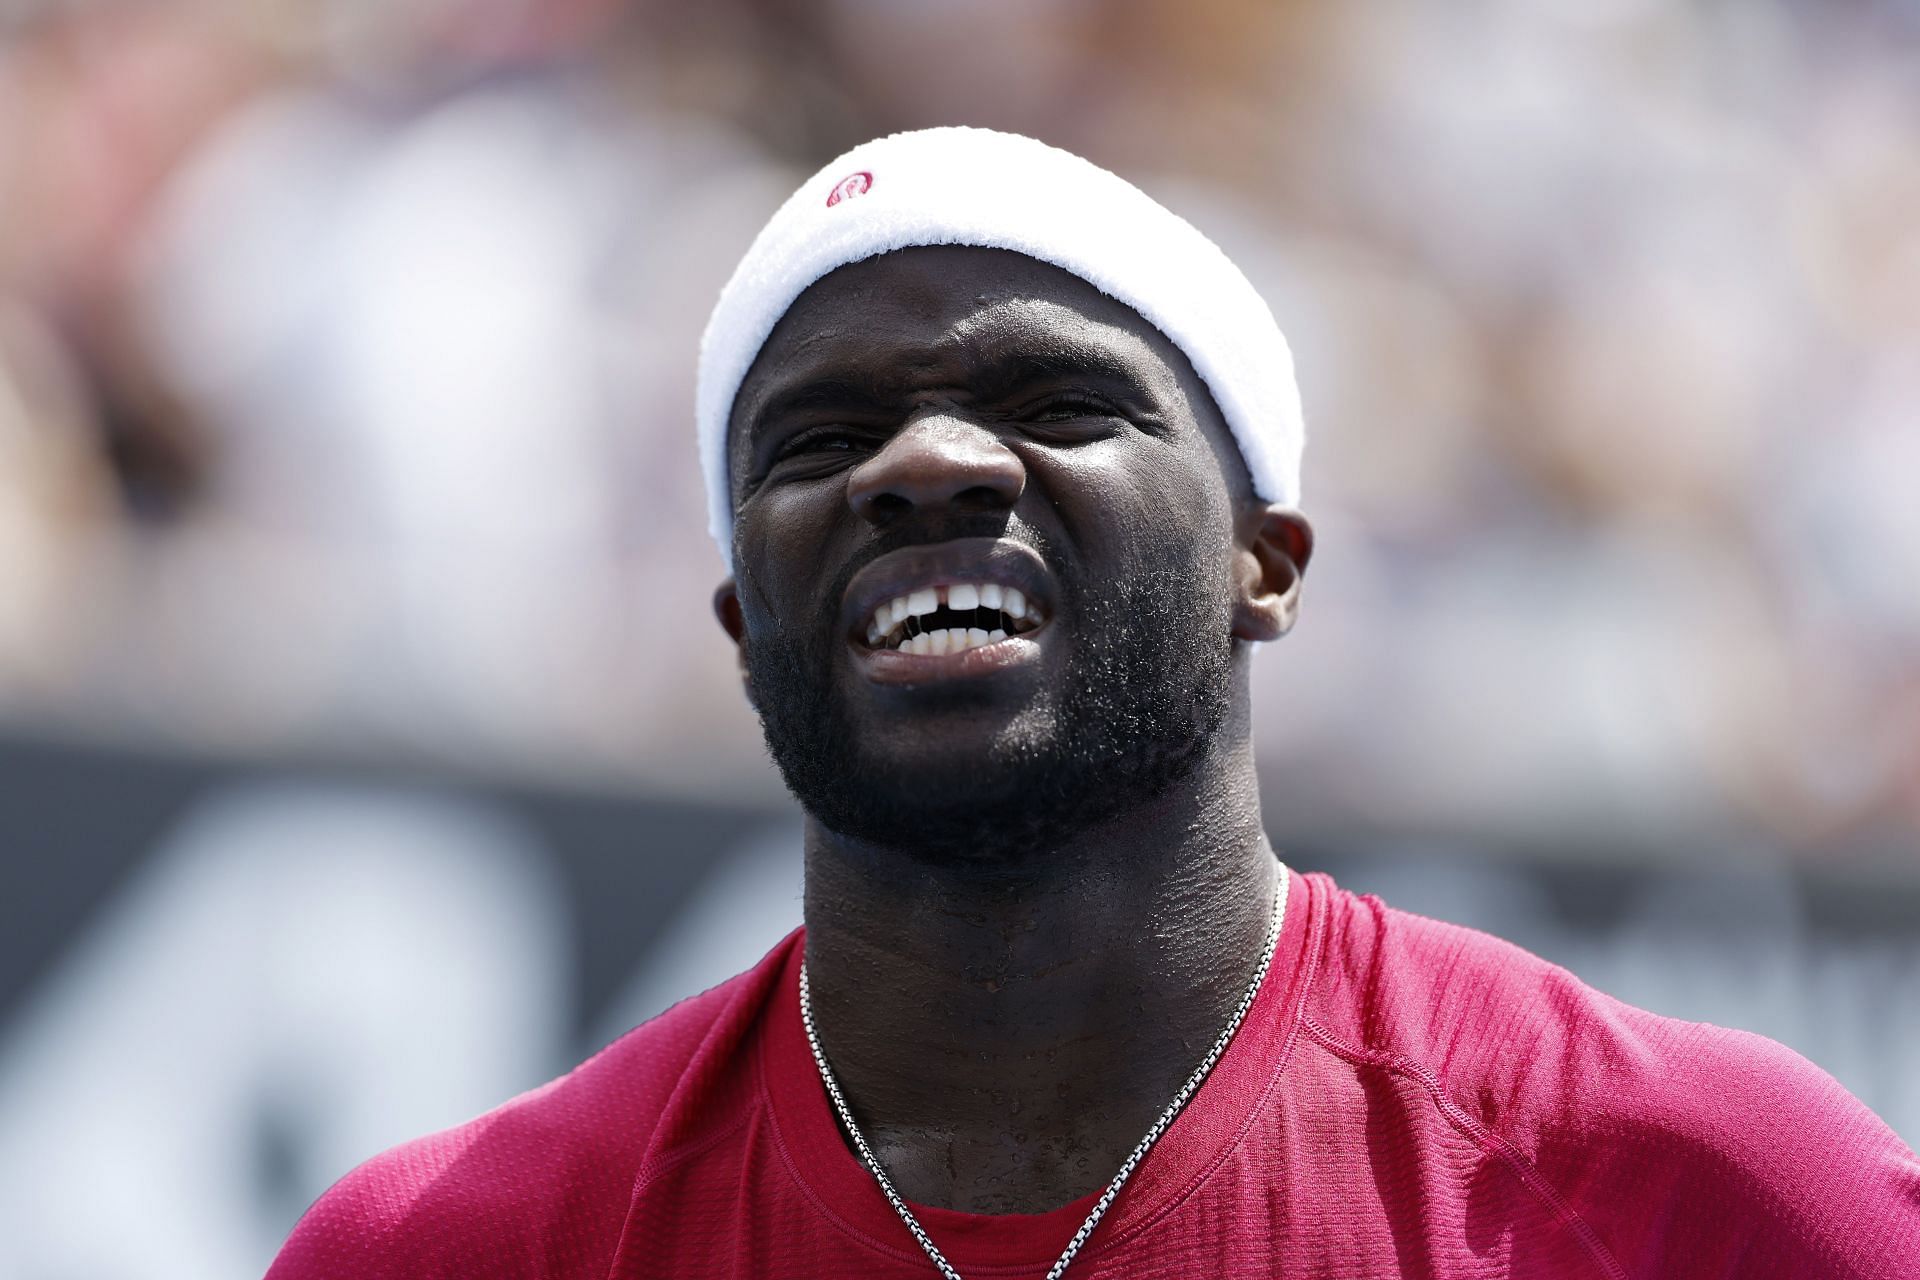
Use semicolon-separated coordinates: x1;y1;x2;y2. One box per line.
2;0;1918;859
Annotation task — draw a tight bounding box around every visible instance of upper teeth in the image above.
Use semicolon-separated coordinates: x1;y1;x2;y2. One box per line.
865;581;1040;652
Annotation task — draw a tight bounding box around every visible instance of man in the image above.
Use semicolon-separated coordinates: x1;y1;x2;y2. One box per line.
268;128;1919;1278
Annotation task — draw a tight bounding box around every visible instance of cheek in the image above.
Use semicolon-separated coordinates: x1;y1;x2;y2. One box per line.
733;480;849;622
1036;441;1236;566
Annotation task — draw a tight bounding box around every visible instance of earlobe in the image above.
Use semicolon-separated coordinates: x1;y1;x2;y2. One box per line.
712;579;756;706
1231;506;1314;643
713;579;746;644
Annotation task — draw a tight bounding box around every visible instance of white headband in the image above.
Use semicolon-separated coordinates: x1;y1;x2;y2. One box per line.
695;126;1305;567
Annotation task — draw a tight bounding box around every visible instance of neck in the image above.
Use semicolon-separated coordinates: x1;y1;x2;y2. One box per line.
799;732;1281;1214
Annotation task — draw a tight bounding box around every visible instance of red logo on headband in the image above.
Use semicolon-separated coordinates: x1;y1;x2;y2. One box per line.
826;171;873;206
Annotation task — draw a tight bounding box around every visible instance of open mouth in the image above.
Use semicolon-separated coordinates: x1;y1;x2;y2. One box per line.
840;537;1056;679
862;581;1046;655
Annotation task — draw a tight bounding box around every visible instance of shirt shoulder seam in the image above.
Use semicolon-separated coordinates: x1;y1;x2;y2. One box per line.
630;1107;758;1197
1299;1014;1630;1280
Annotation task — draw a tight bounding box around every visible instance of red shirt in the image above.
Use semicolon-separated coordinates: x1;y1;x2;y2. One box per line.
268;869;1920;1277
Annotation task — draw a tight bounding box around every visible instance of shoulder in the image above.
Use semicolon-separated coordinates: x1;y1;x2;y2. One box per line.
266;929;801;1280
1304;877;1690;1087
1302;876;1920;1276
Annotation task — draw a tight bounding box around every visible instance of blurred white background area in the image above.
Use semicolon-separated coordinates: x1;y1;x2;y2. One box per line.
1;0;1918;1275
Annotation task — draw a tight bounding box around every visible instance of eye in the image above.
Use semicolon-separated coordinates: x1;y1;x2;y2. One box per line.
773;426;867;463
1019;395;1125;441
1027;395;1117;423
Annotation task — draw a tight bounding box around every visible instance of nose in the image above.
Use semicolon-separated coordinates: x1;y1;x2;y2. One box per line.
846;414;1026;527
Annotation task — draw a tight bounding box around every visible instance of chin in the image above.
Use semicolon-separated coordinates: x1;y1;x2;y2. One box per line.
782;736;1059;861
782;718;1219;871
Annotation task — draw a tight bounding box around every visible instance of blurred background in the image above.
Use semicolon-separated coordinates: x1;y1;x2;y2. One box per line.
2;0;1918;1274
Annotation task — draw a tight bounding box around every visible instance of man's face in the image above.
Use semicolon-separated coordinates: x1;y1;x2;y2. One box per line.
720;247;1262;866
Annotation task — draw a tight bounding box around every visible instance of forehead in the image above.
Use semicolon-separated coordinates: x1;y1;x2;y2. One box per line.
727;246;1222;447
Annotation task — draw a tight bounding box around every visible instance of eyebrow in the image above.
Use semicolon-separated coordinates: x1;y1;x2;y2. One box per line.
973;343;1151;398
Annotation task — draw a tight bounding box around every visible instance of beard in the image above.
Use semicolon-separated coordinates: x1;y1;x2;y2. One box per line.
742;533;1236;868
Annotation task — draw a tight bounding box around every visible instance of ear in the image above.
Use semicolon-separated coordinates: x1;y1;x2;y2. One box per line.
1230;506;1314;642
712;578;756;707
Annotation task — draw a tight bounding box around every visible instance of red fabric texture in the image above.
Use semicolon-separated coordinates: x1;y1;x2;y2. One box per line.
268;869;1920;1278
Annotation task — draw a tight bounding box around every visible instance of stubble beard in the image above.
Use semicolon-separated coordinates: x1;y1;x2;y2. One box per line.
744;544;1236;870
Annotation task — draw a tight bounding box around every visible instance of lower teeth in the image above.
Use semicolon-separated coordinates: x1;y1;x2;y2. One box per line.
894;627;1015;655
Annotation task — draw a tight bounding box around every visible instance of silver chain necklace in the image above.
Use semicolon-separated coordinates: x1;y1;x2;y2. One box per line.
798;866;1287;1280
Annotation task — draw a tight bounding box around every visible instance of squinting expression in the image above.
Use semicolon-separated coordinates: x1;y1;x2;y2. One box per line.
722;247;1254;865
